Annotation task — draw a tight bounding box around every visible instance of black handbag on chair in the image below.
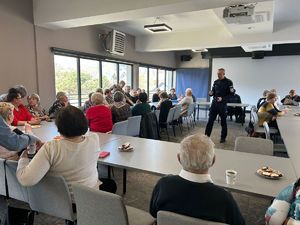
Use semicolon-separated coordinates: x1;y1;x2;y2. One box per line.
3;160;34;225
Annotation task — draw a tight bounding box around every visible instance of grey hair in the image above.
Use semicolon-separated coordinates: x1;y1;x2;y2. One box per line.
113;91;124;102
56;91;66;100
179;134;215;172
14;85;27;98
91;92;104;105
0;102;14;122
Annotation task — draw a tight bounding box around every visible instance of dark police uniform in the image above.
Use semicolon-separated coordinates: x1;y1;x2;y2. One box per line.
205;77;234;141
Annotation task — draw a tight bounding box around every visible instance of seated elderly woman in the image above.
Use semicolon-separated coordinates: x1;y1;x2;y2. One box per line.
17;106;116;199
110;91;132;123
86;93;113;133
48;91;70;118
131;92;151;116
0;84;27;102
0;103;41;153
83;92;94;113
0;102;42;159
104;89;114;105
265;178;300;225
26;93;49;120
178;88;193;116
157;92;173;127
258;92;286;128
7;88;40;126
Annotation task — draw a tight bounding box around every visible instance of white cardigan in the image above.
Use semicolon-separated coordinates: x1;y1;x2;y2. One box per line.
17;132;101;197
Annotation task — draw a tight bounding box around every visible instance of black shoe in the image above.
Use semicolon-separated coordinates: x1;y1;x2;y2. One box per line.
220;138;226;143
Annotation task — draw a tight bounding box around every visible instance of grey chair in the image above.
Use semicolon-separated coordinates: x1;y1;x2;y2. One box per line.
252;109;278;135
0;158;6;196
263;122;287;156
183;103;196;130
73;183;155;225
157;211;229;225
172;105;183;134
234;136;273;156
127;115;142;137
5;160;29;202
27;174;76;223
112;120;129;135
160;107;176;140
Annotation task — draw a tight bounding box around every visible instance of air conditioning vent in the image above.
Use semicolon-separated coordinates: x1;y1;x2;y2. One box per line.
254;11;270;23
104;30;126;56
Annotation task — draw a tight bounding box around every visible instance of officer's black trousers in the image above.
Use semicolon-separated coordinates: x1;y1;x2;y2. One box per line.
205;102;227;139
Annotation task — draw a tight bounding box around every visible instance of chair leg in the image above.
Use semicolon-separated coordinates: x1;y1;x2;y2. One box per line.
166;127;170;141
172;125;176;136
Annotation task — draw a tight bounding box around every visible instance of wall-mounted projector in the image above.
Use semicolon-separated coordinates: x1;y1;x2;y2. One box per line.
223;4;255;24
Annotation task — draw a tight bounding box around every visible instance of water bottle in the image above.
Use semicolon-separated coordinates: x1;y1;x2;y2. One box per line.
28;142;36;158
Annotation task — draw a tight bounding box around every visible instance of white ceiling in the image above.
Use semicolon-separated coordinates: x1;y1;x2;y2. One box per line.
33;0;300;52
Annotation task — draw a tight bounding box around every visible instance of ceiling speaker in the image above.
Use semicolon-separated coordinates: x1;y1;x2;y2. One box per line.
180;55;192;61
252;51;265;59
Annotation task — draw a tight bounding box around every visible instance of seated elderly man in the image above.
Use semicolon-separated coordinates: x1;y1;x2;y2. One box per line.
281;89;300;106
150;134;245;225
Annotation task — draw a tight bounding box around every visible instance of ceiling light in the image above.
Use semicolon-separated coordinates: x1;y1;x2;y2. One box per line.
192;49;208;52
144;17;172;33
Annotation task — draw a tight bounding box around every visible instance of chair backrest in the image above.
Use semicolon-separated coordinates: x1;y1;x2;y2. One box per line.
263;121;271;139
73;183;128;225
112;120;128;135
0;158;6;196
250;108;259;125
234;136;273;156
155;110;160;120
5;160;29;202
27;174;75;221
173;106;182;121
166;107;176;123
187;103;196;116
157;211;229;225
127;116;142;137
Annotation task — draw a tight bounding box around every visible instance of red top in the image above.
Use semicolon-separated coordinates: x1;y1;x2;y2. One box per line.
12;104;33;126
86;105;113;133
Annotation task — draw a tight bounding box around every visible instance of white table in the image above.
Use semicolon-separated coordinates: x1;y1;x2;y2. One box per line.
32;121;123;145
99;135;297;197
277;106;300;177
196;102;250;125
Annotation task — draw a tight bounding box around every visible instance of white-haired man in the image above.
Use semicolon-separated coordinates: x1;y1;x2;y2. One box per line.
149;134;245;225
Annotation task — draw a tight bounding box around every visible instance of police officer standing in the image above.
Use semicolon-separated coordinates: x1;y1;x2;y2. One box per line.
205;68;234;143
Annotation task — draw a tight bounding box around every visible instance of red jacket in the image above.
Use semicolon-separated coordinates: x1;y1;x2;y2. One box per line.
12;104;32;126
86;105;113;133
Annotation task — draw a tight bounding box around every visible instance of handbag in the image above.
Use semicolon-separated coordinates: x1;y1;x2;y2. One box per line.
3;160;34;225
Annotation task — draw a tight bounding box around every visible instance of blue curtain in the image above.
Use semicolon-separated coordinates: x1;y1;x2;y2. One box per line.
176;68;209;98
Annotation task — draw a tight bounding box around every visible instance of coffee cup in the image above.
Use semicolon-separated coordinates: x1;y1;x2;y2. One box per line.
225;170;237;185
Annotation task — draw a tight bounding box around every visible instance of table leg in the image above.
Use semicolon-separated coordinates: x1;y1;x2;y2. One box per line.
108;165;111;179
197;104;200;120
123;169;127;195
242;107;246;126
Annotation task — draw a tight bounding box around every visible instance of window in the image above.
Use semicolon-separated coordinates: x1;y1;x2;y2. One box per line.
166;70;173;92
54;55;79;106
158;69;166;91
102;61;117;89
139;66;148;93
149;68;158;97
119;64;132;87
173;71;177;90
80;58;100;104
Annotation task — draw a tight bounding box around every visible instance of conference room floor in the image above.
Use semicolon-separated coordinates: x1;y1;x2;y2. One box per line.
0;117;272;225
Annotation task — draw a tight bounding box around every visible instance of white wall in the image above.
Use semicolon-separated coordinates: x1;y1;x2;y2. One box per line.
212;56;300;106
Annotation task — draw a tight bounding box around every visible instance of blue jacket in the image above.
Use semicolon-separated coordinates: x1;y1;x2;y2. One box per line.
0;116;38;151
